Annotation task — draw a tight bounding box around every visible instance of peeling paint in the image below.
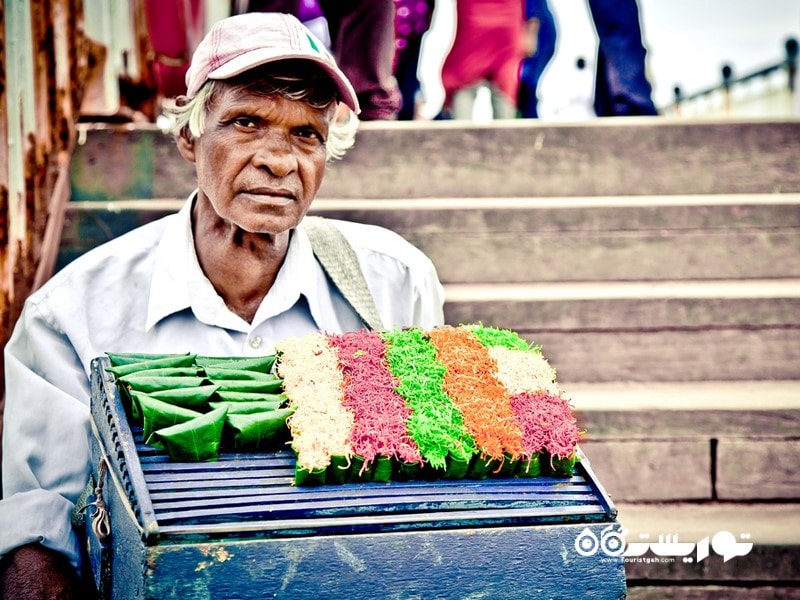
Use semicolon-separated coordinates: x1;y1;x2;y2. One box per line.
333;541;367;573
560;542;570;566
1;0;90;402
412;540;444;566
194;545;234;571
463;592;492;600
278;544;305;592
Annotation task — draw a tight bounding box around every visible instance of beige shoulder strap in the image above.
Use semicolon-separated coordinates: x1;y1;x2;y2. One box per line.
301;216;385;331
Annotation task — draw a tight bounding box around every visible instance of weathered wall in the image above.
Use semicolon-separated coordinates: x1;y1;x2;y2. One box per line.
0;0;91;485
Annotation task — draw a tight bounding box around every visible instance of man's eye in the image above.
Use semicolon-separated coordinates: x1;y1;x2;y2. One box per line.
295;127;324;142
232;117;258;129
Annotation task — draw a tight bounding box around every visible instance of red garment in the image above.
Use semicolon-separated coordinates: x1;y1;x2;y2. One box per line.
144;0;204;98
441;0;527;106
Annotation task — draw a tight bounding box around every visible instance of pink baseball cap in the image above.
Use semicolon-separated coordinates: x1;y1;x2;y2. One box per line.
185;12;360;113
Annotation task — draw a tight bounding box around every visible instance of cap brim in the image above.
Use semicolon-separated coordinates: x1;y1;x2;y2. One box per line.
207;48;360;114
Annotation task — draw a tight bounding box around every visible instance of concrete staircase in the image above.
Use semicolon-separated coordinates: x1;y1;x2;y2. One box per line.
61;117;800;597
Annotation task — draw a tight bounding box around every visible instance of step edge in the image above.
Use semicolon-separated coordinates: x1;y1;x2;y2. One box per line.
444;280;800;301
65;193;800;211
614;501;800;546
566;380;800;411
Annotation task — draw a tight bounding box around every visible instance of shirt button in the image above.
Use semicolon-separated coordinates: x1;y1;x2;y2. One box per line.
249;336;262;349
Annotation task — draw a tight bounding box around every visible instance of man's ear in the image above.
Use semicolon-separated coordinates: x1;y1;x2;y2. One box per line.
175;129;197;164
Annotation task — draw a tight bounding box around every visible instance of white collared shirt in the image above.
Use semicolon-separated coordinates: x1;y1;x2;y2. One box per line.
0;194;444;568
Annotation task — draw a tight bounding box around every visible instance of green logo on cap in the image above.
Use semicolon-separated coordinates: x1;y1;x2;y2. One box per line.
306;33;320;53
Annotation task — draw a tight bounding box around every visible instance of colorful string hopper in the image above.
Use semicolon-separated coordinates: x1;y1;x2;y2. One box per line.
276;324;582;486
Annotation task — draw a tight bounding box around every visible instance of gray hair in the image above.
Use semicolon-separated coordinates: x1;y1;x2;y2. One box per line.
162;76;358;161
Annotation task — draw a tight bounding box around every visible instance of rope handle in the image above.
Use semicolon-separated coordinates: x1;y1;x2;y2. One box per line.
77;459;111;543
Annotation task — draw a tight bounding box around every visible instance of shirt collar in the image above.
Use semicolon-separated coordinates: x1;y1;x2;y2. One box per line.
250;224;326;326
145;192;326;332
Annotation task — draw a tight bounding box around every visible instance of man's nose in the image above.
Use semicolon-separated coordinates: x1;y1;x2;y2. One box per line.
252;132;297;177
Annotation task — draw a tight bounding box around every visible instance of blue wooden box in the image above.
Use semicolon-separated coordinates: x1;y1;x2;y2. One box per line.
85;357;627;599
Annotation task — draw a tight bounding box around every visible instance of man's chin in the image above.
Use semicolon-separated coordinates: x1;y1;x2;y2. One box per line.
239;216;301;237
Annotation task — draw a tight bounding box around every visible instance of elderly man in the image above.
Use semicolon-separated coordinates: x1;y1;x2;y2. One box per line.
0;13;444;598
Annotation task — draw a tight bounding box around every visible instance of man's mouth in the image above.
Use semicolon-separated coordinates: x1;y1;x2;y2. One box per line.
241;188;296;204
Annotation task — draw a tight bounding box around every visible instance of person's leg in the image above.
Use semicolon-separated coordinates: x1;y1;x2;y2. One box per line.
519;0;557;118
451;84;480;120
394;0;435;120
490;85;517;120
587;0;658;116
318;0;401;120
395;36;424;120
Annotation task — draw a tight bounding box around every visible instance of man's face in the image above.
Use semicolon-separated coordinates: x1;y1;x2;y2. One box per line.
185;83;332;234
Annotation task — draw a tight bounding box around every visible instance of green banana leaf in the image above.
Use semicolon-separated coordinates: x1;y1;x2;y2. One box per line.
119;375;209;394
214;391;287;404
212;378;283;393
209;400;285;414
348;455;373;483
371;456;393;483
444;453;471;480
225;407;295;450
195;355;276;373
203;367;282;382
393;461;421;482
517;453;542;478
326;455;350;485
134;385;220;411
105;354;197;377
106;352;290;461
294;464;327;487
106;352;193;367
117;367;203;379
544;452;578;477
154;407;228;462
138;395;204;447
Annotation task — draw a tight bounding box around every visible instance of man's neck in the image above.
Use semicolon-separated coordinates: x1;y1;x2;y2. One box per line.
192;197;291;323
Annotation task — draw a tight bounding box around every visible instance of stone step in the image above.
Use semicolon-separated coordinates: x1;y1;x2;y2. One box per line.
615;502;800;597
446;280;800;382
70;119;800;200
309;195;800;283
617;502;800;551
320;119;800;199
582;415;800;596
444;280;800;329
58;194;800;281
571;381;800;502
629;585;800;598
543;324;797;382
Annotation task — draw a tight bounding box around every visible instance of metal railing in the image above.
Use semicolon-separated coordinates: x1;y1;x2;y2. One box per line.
664;38;798;118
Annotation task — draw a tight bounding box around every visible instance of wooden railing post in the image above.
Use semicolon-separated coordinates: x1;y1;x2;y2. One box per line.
721;64;733;116
787;37;798;92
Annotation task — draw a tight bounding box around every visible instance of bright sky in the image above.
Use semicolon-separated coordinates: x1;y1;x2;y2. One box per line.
418;0;800;117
